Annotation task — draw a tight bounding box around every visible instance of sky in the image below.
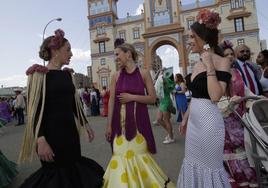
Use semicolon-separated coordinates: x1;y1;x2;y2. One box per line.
0;0;267;87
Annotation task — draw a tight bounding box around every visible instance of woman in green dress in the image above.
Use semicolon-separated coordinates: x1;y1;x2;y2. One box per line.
156;69;175;144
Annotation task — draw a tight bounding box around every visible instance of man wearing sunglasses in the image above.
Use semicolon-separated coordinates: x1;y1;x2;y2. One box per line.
234;44;263;95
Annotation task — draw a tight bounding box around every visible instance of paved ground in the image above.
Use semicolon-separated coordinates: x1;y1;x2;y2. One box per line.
0;106;185;187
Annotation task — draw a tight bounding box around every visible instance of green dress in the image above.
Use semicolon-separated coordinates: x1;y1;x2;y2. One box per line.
159;78;175;112
0;150;18;187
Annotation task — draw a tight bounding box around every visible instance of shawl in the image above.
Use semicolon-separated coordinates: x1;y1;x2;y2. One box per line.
18;66;88;164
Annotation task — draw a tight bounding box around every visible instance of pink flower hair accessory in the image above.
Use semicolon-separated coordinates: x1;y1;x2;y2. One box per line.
26;64;49;75
220;40;234;49
196;9;221;29
48;29;65;50
63;67;74;74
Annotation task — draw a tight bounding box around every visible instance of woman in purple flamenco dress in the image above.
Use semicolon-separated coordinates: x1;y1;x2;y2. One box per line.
218;40;258;188
0;98;12;123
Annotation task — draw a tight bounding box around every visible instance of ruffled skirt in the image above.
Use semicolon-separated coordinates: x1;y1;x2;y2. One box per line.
0;150;18;187
103;134;175;188
177;98;231;188
19;157;104;188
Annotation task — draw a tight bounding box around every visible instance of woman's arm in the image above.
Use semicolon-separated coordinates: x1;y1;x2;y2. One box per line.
176;82;187;94
179;102;191;136
105;72;117;142
203;53;230;102
118;69;157;104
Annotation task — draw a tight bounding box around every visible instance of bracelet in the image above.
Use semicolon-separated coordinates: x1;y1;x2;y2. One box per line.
207;73;216;77
206;69;215;74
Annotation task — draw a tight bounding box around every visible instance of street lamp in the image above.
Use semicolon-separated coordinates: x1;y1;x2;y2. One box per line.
42;18;62;65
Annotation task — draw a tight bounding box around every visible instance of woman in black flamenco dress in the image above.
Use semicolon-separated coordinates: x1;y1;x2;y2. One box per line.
18;29;104;188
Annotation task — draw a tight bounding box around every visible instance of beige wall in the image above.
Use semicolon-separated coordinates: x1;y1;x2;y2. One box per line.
89;0;261;87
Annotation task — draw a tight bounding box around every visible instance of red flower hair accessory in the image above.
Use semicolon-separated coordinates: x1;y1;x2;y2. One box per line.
48;29;65;50
26;64;49;75
196;9;221;29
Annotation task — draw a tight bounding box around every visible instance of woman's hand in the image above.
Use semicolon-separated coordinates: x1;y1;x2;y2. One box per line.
105;125;112;142
230;95;242;103
85;125;94;142
37;136;55;162
178;119;188;136
201;51;213;67
118;93;133;104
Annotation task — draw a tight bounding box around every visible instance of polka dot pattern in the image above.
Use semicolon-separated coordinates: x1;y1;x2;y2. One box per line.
125;150;135;159
103;134;175;188
116;136;123;146
177;98;231;187
109;160;118;169
121;172;128;183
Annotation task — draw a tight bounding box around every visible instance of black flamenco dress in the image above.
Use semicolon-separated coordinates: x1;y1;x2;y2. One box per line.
20;70;104;188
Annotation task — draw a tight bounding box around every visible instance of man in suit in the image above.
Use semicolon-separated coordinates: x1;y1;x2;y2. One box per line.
234;44;263;95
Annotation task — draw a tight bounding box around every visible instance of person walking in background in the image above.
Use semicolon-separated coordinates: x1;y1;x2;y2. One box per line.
92;85;101;115
90;87;99;116
177;9;231;187
0;98;12;122
174;73;187;123
101;86;109;117
103;39;175;188
14;89;25;126
234;44;263;95
256;49;268;97
18;29;104;188
156;68;175;144
82;87;91;116
218;40;258;187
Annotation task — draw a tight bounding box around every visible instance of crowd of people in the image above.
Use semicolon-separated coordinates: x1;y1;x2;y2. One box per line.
0;8;268;188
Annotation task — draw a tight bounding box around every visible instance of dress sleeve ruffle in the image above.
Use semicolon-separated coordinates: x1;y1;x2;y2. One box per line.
26;64;49;75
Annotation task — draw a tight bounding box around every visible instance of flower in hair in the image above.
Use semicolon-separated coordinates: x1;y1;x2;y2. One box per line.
63;67;74;74
219;40;234;50
48;29;65;49
196;9;221;29
203;44;210;51
26;64;49;75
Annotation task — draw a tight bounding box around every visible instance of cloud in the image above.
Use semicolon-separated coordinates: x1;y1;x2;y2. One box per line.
0;75;27;87
69;48;91;74
71;48;91;62
135;3;143;15
29;58;39;64
156;46;181;74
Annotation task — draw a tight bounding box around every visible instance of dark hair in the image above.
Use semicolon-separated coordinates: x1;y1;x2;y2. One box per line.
175;73;184;83
260;49;268;66
114;38;125;48
191;22;223;57
39;32;68;61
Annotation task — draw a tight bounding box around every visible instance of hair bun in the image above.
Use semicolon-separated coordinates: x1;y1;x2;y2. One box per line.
114;38;125;48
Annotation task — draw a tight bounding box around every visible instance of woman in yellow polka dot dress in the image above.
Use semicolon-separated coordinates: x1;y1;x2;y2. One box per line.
103;39;175;188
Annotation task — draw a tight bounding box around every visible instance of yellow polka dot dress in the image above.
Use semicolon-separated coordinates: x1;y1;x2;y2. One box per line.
103;105;175;188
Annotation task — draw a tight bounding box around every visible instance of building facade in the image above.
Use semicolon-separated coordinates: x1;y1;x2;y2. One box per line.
88;0;261;88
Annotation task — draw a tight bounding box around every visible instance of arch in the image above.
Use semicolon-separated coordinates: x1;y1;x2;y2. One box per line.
150;36;179;56
144;34;188;76
147;37;181;72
